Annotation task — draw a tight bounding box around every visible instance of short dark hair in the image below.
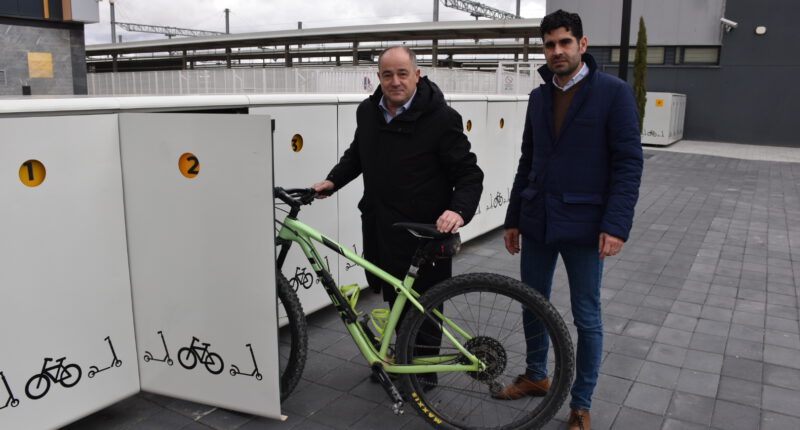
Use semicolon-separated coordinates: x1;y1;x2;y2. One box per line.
541;9;583;40
378;46;417;70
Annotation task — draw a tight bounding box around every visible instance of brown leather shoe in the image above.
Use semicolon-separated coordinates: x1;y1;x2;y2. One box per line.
491;374;550;400
567;409;591;430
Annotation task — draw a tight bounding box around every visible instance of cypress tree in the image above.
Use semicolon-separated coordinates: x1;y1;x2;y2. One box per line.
634;16;648;132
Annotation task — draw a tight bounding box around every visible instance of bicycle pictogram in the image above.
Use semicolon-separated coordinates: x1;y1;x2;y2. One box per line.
143;330;174;366
25;357;82;400
1;371;20;410
485;189;510;211
178;336;224;375
289;267;314;291
344;245;364;271
88;336;122;378
229;343;262;380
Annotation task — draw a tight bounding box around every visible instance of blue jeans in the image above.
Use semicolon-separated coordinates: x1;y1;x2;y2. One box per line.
520;236;604;411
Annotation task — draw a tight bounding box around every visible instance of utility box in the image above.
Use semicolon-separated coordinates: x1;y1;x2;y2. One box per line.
641;92;686;146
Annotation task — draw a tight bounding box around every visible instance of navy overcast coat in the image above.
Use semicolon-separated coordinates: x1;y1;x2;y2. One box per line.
505;54;643;246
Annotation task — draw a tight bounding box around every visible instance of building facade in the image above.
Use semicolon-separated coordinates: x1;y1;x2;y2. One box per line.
550;0;800;147
0;0;98;95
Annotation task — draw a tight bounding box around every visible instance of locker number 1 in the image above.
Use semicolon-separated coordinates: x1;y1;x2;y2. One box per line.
19;160;46;187
179;153;200;178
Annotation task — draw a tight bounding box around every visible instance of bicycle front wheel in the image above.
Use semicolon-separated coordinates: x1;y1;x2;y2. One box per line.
396;273;574;430
277;273;307;401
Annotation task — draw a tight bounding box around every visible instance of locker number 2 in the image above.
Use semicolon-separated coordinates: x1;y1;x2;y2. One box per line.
179;153;200;178
19;159;46;187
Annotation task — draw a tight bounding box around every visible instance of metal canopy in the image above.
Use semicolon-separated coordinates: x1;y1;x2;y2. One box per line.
87;19;542;56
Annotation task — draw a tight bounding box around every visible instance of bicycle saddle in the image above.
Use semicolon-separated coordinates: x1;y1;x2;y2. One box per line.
394;222;462;259
393;222;450;239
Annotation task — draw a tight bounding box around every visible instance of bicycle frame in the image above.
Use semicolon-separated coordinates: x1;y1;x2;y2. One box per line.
277;215;484;375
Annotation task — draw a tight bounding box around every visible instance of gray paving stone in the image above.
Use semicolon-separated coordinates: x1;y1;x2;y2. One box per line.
623;321;661;340
655;326;693;348
624;382;673;415
281;383;342;417
761;411;800;430
611;335;652;359
602;353;645;380
603;314;629;334
663;313;698;332
721;356;763;383
766;315;799;333
676;369;720;397
306;394;376;429
683;349;724;374
695;319;730;337
717;375;762;407
647;343;688;367
636;361;680;389
661;418;708;430
712;399;762;430
612;407;664;429
641;295;676;311
688;331;727;354
763;364;800;390
731;309;766;328
729;323;765;342
128;409;198;430
764;344;800;369
593;373;634;404
199;408;254;430
665;392;714;426
725;338;764;361
763;385;800;417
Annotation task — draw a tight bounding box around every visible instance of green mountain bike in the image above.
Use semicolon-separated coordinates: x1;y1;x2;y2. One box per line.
274;187;574;430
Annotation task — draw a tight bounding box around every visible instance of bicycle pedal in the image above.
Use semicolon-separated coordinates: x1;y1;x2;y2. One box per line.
371;364;404;408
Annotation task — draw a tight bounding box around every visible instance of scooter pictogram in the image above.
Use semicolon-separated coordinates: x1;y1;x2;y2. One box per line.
0;372;20;410
229;343;262;380
88;336;122;378
178;336;224;374
25;357;82;400
143;330;174;366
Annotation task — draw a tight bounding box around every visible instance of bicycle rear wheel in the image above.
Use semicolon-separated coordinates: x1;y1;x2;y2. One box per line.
396;273;573;430
277;273;308;401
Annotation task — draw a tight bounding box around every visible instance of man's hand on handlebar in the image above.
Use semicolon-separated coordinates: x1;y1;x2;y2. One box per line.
311;180;335;199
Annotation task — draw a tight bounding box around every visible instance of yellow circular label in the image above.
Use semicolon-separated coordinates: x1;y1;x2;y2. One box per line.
179;153;200;178
291;134;304;152
466;120;472;132
500;118;505;129
19;160;46;187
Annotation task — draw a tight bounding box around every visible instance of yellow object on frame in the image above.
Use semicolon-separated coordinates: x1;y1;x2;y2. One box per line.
28;52;54;79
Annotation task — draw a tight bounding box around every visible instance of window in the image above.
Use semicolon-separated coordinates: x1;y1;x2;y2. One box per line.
610;47;665;64
681;47;719;64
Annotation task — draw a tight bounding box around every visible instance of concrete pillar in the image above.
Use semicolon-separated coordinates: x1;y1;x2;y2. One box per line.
352;41;359;66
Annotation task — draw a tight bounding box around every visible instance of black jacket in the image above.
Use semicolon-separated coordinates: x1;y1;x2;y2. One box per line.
327;77;483;296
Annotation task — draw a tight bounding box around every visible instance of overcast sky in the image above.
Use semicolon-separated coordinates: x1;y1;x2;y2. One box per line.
85;0;546;45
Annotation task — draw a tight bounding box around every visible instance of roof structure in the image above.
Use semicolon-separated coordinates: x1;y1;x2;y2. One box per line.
86;19;543;72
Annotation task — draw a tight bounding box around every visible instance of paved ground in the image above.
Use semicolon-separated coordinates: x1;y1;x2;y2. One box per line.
64;142;800;429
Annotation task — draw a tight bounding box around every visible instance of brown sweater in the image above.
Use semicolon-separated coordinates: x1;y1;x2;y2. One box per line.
552;78;585;138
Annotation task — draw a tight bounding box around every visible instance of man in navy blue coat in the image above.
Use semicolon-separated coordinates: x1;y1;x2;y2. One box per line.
496;10;643;430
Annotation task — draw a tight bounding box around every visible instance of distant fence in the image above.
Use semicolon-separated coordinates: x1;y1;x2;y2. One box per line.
87;63;545;96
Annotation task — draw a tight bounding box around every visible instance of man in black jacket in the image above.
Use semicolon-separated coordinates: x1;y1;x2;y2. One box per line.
313;46;483;332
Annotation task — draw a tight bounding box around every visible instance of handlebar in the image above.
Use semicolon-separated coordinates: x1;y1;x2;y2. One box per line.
274;187;331;208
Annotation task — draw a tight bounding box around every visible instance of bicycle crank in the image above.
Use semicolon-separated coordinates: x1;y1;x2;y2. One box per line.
371;364;404;415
